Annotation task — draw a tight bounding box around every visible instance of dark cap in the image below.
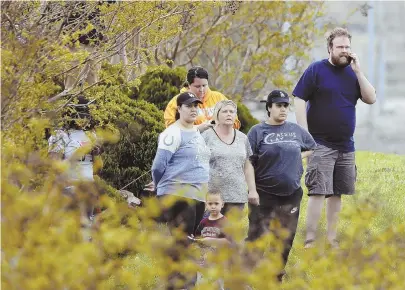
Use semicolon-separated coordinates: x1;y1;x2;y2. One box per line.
177;92;203;106
260;90;290;104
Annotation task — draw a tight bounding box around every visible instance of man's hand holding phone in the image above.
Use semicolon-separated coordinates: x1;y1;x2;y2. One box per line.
348;52;361;73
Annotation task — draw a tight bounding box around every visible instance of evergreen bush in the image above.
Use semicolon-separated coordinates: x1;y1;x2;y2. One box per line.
98;98;164;195
132;66;187;110
237;101;259;134
86;63;164;196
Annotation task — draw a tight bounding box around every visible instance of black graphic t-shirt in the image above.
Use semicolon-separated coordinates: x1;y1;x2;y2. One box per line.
195;216;227;239
247;121;316;200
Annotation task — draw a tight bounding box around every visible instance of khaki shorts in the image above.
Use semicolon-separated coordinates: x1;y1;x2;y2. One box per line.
305;144;357;197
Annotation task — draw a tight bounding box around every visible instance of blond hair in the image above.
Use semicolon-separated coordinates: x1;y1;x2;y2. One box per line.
212;100;237;124
206;191;223;201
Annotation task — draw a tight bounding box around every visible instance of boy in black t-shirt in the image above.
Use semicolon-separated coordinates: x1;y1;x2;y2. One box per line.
194;192;229;245
193;192;230;289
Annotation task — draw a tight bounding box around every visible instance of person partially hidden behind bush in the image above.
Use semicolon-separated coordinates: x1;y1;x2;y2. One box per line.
151;92;211;289
48;96;102;239
164;66;241;133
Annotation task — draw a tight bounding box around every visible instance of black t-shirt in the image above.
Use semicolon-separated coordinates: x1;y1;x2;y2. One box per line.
292;59;362;152
195;216;227;238
247;121;316;199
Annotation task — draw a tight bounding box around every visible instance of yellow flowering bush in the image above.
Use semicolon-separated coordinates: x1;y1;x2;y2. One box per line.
2;112;405;290
2;1;404;289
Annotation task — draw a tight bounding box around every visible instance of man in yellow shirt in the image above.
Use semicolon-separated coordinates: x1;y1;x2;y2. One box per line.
164;67;241;131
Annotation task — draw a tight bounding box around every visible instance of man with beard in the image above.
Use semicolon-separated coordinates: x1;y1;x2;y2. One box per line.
292;27;376;249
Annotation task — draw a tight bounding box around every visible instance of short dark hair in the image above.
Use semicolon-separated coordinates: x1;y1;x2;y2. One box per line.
265;100;291;117
175;111;180;120
327;27;352;53
62;96;96;130
265;101;273;117
186;66;209;85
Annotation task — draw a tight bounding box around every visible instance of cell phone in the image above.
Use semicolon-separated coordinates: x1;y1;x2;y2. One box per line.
347;55;353;63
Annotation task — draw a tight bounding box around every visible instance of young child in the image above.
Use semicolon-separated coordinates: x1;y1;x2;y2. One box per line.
194;192;229;245
193;192;230;289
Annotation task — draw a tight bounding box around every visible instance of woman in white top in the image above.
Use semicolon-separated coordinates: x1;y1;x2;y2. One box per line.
48;97;101;222
202;100;259;215
151;92;211;289
151;92;211;235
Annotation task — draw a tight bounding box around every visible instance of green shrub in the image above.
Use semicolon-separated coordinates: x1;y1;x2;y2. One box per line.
237;101;259;134
94;175;126;204
132;65;187;110
99;99;164;195
83;64;164;195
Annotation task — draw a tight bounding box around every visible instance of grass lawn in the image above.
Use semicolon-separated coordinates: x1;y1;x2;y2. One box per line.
119;151;405;289
292;151;405;246
286;151;405;282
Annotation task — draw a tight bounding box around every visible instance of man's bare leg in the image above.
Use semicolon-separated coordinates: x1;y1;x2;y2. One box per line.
326;195;341;247
305;195;324;248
